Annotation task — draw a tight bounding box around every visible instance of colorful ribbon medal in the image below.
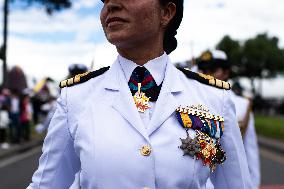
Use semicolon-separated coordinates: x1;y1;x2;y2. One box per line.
133;83;151;113
176;105;227;172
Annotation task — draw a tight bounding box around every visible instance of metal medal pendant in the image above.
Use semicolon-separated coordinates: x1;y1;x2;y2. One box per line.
179;130;200;158
133;83;151;113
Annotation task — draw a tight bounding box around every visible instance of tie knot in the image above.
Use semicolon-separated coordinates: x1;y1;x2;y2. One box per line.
128;66;162;102
133;66;147;82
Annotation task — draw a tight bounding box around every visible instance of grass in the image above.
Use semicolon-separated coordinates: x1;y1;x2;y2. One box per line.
255;114;284;141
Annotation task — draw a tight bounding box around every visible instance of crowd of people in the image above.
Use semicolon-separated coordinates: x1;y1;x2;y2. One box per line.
0;63;89;150
0;88;33;149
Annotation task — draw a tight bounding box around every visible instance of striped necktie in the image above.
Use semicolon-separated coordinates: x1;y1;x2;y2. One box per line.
128;66;162;102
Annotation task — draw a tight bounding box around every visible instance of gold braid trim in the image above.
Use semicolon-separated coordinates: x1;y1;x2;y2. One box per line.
198;73;231;90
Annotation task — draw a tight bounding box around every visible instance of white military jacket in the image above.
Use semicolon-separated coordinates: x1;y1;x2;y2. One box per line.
28;56;253;189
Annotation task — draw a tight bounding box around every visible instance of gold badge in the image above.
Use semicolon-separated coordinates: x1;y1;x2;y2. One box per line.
133;83;151;113
201;51;212;61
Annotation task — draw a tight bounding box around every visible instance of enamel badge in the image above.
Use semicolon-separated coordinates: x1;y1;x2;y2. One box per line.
133;83;151;113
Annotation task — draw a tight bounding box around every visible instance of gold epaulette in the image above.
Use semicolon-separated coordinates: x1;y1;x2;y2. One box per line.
59;66;110;88
178;68;231;90
197;73;231;90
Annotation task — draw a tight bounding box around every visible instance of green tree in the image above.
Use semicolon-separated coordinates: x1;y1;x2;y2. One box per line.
216;35;242;78
1;0;72;86
216;33;284;96
242;33;284;77
242;33;284;95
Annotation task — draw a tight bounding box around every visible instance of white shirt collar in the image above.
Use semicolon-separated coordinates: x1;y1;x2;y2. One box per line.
118;52;168;86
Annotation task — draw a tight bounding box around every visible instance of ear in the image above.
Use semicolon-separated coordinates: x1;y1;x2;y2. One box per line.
160;2;177;28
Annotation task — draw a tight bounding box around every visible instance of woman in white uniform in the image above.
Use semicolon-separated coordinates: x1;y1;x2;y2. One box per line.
27;0;253;188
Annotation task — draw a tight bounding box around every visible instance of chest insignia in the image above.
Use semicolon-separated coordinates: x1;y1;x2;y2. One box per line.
133;83;151;113
176;105;226;172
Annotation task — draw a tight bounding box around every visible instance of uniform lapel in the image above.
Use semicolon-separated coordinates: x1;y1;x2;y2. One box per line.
103;60;149;140
147;62;184;136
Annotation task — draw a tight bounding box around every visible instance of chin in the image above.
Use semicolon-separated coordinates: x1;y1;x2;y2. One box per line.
106;31;133;48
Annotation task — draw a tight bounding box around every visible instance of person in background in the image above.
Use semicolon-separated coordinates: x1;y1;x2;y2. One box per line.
9;90;21;143
67;64;88;78
0;104;10;149
31;78;54;125
197;50;260;189
35;96;57;134
35;64;87;135
20;92;33;141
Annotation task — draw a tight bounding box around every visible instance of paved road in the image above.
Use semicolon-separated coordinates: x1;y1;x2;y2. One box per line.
0;147;41;189
260;148;284;186
0;146;283;189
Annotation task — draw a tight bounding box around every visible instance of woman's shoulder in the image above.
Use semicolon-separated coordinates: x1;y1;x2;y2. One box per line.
176;67;232;110
59;66;110;89
177;68;231;91
58;66;111;112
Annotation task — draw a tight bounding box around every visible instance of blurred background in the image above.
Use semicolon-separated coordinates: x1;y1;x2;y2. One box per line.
0;0;283;188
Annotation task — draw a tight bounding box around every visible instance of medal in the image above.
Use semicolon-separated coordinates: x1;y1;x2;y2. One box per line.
133;83;151;113
176;105;227;172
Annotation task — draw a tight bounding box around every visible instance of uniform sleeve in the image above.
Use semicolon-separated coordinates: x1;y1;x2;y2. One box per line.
27;88;80;189
244;113;261;189
211;91;253;189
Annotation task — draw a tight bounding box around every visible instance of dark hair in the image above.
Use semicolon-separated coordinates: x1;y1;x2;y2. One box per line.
160;0;184;54
198;58;230;72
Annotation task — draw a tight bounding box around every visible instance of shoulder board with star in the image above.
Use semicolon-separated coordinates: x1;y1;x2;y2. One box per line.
178;68;231;90
59;66;110;88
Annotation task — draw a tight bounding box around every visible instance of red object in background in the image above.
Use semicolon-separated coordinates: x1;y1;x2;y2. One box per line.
20;98;30;123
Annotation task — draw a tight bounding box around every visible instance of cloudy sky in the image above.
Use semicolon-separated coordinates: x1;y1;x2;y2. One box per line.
0;0;283;96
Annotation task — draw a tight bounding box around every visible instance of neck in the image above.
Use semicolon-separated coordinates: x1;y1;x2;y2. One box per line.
117;35;164;66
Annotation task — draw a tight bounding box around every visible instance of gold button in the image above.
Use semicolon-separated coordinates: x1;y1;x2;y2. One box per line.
140;145;152;156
